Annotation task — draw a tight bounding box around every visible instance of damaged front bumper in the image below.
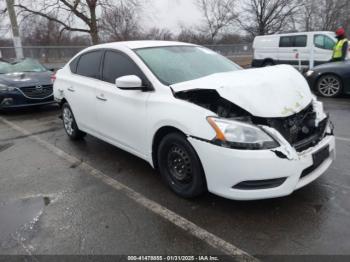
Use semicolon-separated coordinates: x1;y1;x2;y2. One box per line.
188;132;335;201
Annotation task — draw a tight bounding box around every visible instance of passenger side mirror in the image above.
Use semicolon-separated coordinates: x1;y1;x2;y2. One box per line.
115;75;143;90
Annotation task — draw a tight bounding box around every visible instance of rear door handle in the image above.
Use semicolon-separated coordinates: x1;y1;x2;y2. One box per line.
96;95;107;101
67;87;75;92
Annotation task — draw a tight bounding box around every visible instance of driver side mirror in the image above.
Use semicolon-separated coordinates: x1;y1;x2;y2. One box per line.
115;75;144;91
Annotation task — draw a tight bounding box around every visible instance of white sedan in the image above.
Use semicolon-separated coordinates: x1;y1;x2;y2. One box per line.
54;41;335;201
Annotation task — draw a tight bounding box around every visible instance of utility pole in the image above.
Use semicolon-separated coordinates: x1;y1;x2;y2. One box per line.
5;0;24;59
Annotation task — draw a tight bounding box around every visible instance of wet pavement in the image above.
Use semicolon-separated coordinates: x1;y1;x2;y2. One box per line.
0;97;350;258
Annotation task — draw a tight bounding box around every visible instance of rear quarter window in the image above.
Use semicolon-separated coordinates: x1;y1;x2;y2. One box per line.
69;57;79;73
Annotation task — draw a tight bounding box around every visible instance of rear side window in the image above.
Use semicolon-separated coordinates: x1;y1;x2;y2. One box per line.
102;51;145;84
279;35;307;47
280;36;293;47
294;35;307;47
314;35;336;50
76;51;103;79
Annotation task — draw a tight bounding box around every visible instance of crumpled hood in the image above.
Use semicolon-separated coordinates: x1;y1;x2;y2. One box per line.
171;65;313;118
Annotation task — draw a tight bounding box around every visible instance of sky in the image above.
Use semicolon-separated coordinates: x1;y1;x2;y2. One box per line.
147;0;202;32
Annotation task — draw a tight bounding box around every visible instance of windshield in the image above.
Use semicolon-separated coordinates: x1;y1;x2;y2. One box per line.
135;46;241;85
0;59;47;74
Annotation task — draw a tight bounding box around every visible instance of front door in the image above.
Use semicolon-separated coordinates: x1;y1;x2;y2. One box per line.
313;34;336;65
95;50;151;158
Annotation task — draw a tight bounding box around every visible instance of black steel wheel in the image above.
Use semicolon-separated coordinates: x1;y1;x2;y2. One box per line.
157;133;206;198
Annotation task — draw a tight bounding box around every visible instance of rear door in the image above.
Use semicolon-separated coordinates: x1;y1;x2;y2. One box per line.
278;36;295;64
294;35;309;66
278;35;309;66
278;35;308;66
65;50;103;133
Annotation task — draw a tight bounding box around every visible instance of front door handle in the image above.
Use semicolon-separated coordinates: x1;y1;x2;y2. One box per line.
67;87;75;92
96;94;107;101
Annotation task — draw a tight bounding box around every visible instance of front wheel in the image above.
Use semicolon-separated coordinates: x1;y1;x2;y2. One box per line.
157;133;207;198
317;74;343;98
62;103;86;140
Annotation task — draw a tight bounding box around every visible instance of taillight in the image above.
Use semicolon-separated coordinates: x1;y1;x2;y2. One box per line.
51;74;56;83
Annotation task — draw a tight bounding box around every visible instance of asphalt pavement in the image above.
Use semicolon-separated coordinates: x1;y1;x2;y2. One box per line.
0;97;350;261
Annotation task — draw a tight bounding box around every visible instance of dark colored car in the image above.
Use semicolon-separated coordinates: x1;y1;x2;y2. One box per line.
0;59;55;109
305;61;350;97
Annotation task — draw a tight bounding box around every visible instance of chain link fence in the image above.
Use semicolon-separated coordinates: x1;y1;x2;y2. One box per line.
0;43;253;69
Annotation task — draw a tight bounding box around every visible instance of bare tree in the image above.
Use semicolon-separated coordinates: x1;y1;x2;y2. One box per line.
319;0;348;31
239;0;300;37
100;0;142;41
13;0;113;44
297;0;318;31
297;0;350;32
195;0;237;43
143;27;173;41
21;16;74;45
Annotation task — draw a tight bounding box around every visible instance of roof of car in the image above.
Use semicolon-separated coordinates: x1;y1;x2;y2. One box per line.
255;31;335;38
86;40;196;51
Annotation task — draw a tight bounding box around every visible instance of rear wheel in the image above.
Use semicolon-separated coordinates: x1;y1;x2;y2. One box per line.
157;133;206;198
62;103;86;140
317;74;343;98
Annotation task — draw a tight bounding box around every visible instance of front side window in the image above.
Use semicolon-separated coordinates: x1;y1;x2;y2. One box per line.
314;35;336;50
135;46;241;85
102;51;145;84
76;51;103;79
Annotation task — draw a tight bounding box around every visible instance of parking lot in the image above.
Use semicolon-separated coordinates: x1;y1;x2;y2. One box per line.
0;97;350;260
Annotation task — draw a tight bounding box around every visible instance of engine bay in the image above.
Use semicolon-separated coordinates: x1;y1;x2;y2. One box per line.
175;89;330;151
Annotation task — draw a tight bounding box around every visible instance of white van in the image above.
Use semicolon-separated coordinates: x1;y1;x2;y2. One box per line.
252;31;339;69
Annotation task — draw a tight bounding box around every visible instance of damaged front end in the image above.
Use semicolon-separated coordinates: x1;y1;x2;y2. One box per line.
174;89;334;158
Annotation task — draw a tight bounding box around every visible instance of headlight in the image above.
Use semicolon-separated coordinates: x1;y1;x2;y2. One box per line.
207;117;279;150
0;84;16;92
305;70;314;77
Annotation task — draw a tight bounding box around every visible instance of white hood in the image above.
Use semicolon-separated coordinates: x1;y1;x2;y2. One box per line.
171;65;313;118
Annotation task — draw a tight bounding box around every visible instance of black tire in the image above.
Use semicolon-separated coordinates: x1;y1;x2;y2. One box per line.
62;103;86;140
262;60;275;67
157;133;207;198
316;74;343;98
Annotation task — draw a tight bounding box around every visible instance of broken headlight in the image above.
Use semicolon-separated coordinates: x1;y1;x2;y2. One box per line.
207;117;279;150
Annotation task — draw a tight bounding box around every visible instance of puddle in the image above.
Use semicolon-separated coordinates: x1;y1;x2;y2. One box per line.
0;197;50;248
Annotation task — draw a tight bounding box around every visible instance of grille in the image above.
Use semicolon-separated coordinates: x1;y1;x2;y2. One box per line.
233;178;287;190
20;85;53;99
257;104;329;152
